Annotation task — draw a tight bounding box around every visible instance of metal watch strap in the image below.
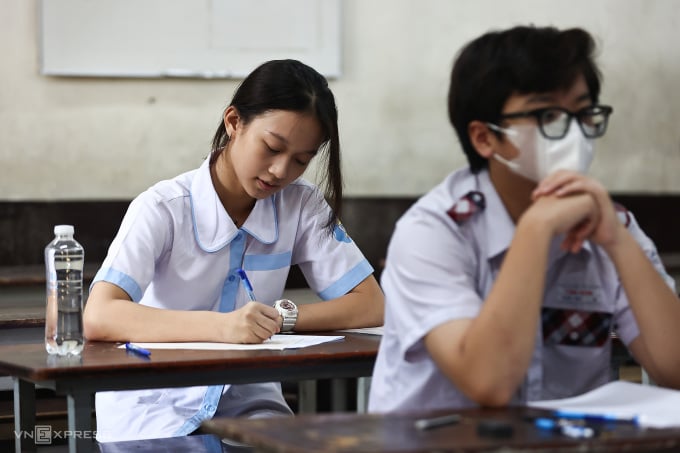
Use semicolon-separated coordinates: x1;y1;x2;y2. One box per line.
281;313;297;332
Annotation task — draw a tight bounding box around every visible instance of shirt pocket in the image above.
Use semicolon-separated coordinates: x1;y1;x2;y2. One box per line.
541;307;613;347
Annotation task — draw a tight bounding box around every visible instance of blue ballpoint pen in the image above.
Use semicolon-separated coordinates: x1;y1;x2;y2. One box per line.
554;410;639;425
535;417;595;439
237;268;257;301
125;342;151;357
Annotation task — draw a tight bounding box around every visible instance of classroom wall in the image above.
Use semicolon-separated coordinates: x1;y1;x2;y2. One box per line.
1;0;679;200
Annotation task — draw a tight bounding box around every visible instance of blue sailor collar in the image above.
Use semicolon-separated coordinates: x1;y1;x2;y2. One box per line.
189;159;278;252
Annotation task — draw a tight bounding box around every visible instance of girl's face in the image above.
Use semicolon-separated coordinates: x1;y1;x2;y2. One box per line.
225;108;325;200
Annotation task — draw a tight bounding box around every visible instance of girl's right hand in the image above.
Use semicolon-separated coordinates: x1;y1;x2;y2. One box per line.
222;302;281;344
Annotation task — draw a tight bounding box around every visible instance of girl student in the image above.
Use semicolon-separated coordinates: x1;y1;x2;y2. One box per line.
83;59;384;442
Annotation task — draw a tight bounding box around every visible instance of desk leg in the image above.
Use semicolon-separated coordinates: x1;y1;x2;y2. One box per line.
330;378;348;411
297;380;317;414
356;377;371;413
13;378;36;452
66;391;94;453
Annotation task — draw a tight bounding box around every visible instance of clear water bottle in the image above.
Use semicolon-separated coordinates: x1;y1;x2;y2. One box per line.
45;225;85;356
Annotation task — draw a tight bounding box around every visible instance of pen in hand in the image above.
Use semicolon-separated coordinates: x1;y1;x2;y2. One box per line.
414;414;461;430
125;342;151;357
237;268;257;301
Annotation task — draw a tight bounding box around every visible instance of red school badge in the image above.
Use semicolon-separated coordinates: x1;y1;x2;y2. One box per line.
447;191;486;225
614;203;631;228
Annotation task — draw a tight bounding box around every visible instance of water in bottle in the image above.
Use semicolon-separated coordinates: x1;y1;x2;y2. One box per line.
45;225;85;356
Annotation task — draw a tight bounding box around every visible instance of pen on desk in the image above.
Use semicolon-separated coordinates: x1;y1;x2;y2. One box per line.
236;268;257;301
125;342;152;357
535;417;595;439
553;410;639;425
414;414;461;430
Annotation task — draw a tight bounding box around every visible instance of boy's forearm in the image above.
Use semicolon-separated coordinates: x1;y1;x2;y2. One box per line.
454;218;554;404
605;230;680;386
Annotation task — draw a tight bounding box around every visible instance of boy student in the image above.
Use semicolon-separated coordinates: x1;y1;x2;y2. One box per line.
369;25;680;413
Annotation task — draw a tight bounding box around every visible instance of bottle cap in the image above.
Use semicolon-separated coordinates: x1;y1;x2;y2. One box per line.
54;225;75;236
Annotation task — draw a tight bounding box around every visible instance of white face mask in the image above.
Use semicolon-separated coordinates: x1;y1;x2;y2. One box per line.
489;119;594;183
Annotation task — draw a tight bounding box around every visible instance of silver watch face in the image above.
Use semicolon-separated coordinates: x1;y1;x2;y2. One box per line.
279;300;296;311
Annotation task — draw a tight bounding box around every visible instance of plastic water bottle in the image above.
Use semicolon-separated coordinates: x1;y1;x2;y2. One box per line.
44;225;85;356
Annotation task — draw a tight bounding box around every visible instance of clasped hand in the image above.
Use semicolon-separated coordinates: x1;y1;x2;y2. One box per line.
529;170;623;254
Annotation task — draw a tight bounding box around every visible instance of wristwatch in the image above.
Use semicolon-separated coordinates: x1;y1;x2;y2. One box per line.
274;299;298;332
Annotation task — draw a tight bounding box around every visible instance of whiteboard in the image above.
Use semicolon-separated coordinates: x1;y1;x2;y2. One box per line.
39;0;341;78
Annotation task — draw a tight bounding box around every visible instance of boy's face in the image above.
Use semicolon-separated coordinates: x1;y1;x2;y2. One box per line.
479;73;599;189
495;74;592;162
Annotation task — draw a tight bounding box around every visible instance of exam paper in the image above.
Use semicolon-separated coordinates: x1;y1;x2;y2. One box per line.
336;326;384;335
529;381;680;428
118;335;344;351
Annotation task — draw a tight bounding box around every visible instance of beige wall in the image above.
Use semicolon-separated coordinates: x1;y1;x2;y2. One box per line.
2;0;679;199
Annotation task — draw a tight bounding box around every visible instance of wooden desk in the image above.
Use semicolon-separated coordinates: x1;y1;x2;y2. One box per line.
202;407;680;452
0;333;379;453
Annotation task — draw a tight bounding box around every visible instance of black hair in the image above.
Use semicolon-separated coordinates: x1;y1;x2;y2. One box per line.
210;59;342;231
448;25;602;172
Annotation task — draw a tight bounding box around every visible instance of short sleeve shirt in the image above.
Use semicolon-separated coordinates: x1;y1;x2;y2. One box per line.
368;167;674;413
93;159;373;441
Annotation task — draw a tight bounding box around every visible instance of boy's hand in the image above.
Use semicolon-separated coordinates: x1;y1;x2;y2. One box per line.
532;170;624;252
522;191;599;251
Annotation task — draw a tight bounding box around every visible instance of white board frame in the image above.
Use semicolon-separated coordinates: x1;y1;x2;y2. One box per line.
39;0;341;78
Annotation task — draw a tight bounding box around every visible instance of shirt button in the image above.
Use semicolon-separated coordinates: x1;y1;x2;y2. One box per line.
205;404;216;412
235;232;243;241
228;275;235;282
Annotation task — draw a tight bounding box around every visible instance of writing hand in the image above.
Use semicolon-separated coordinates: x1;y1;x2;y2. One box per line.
222;301;281;343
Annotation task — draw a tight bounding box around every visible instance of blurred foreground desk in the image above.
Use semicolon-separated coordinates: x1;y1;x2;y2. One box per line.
0;333;379;453
202;407;680;453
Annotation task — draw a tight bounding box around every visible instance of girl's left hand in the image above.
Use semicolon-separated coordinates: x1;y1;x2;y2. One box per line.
532;170;624;253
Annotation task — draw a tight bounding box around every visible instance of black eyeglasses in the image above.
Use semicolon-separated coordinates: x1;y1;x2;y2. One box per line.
495;105;614;139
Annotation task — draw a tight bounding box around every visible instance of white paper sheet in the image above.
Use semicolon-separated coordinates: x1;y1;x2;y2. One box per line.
336;326;384;335
118;335;344;351
529;381;680;428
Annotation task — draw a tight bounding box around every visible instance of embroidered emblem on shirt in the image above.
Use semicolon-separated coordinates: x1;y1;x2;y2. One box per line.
333;221;352;243
542;307;612;347
555;285;603;308
446;191;486;225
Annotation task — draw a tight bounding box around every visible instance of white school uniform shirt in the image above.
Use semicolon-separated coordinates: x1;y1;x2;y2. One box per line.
92;159;373;442
368;167;674;414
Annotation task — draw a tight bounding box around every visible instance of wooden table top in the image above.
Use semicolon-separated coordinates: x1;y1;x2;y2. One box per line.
202;407;680;453
0;333;380;385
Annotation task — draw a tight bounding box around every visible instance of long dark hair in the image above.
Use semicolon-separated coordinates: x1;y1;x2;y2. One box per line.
211;59;342;231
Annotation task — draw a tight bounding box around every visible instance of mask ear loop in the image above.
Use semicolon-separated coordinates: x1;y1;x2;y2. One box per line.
492;153;521;171
486;122;522;171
